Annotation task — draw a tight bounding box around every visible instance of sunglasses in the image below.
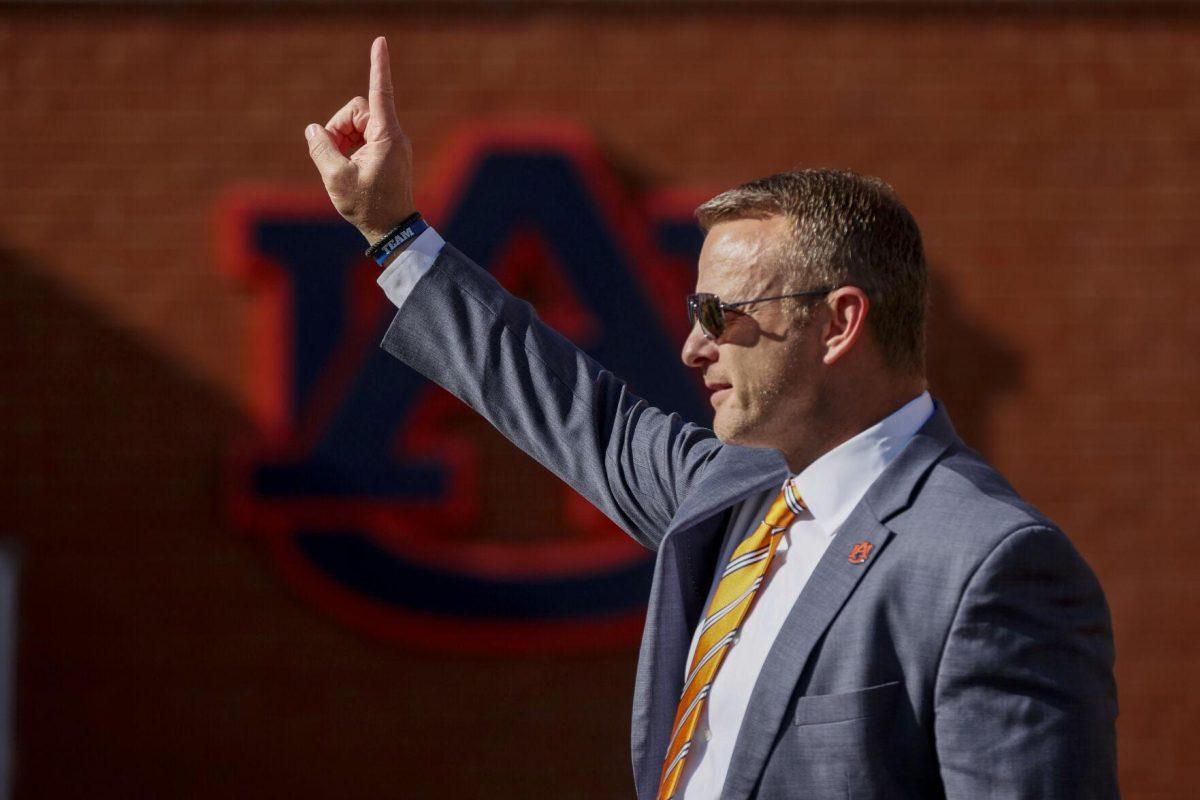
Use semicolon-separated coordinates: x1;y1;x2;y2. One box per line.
685;288;834;340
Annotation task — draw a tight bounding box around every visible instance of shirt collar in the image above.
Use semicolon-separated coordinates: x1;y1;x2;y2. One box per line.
791;391;934;536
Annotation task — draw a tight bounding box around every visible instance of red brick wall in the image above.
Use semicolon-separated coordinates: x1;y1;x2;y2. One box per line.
2;4;1197;798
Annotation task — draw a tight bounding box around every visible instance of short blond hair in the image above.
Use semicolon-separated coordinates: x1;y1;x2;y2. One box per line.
696;169;928;376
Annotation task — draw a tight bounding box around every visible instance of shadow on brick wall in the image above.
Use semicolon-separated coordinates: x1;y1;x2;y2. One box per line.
0;245;264;797
926;270;1025;456
0;245;639;799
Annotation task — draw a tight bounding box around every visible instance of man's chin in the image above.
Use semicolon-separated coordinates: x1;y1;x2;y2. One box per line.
714;414;760;448
715;417;789;456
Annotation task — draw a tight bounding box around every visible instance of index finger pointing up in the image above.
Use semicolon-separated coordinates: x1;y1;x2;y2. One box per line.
367;36;400;137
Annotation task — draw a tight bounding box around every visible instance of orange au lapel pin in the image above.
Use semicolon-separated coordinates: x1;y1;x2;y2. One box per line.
848;541;874;565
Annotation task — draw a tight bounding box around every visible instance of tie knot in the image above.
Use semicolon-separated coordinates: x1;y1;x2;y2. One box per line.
764;480;805;527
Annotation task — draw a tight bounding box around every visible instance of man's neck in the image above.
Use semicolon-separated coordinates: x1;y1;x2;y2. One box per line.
782;378;927;474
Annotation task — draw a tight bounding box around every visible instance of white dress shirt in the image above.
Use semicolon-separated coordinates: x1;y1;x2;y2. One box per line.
377;226;934;799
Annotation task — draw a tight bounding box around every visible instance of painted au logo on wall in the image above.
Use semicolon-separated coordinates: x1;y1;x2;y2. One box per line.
218;121;710;654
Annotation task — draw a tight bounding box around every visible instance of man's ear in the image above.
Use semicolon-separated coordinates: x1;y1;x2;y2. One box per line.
821;286;870;366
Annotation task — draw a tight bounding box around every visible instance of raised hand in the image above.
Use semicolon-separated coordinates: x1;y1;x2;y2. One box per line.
305;37;415;244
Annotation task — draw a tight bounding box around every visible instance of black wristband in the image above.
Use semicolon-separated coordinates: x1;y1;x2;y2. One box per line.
365;212;427;265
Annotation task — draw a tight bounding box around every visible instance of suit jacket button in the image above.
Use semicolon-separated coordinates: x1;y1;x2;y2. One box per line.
703;726;712;742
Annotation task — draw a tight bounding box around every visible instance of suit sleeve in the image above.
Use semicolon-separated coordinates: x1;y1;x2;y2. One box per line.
933;524;1119;798
378;242;721;550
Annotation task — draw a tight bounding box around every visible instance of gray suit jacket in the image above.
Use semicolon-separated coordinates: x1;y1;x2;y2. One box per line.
380;244;1118;799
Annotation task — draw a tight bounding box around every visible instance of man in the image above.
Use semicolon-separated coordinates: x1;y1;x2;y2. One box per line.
305;38;1118;799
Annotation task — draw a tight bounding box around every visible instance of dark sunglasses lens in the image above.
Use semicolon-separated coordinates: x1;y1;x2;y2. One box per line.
701;299;723;338
686;295;723;339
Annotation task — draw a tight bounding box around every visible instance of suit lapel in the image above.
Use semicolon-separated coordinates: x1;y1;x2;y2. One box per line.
720;403;959;800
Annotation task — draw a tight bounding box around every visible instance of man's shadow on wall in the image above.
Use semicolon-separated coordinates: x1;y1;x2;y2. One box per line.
0;245;256;798
925;271;1025;457
0;243;644;799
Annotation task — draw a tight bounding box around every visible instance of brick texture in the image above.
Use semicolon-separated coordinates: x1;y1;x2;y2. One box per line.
1;5;1197;798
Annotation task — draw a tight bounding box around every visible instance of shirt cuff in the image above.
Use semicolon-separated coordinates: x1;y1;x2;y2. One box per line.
376;226;446;309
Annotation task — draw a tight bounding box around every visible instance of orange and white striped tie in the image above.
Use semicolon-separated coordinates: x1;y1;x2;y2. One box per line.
655;479;805;800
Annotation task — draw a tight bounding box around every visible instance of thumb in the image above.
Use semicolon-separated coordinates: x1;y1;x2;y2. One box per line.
305;123;349;184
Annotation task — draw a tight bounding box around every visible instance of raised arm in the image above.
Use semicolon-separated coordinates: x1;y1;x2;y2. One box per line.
305;37;722;548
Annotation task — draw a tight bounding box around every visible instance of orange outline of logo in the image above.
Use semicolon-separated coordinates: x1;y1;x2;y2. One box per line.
848;541;874;565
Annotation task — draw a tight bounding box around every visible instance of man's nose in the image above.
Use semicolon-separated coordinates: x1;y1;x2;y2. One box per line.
681;323;718;368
